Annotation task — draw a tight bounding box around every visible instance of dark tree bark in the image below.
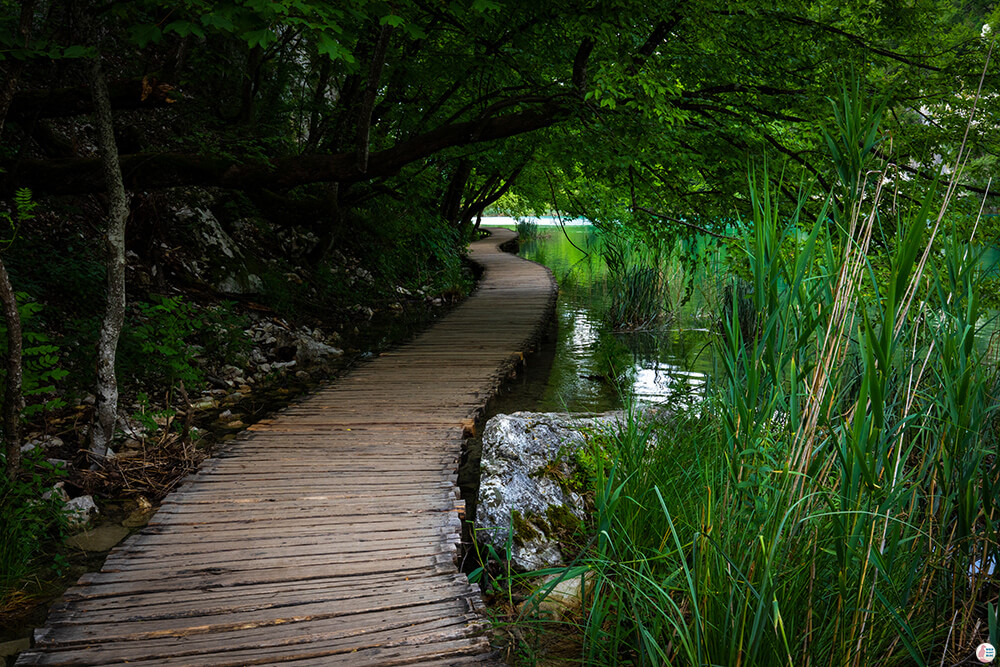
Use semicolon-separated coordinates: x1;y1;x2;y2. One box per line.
356;24;393;172
88;58;130;460
306;183;342;265
7;78;175;122
305;57;332;152
239;46;263;126
6;101;568;195
459;159;528;230
442;159;472;225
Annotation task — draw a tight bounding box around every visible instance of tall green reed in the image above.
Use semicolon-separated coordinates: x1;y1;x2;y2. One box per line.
519;84;999;666
599;227;673;331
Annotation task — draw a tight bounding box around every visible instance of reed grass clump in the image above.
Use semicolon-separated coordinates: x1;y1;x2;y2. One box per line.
501;87;1000;666
516;218;542;242
599;228;674;331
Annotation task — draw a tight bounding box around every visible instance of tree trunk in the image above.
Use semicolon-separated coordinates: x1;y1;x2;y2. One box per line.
307;183;341;265
7;102;566;195
239;46;263;126
305;57;332;152
0;259;24;478
88;58;129;460
442;159;472;225
356;24;393;172
0;0;36;478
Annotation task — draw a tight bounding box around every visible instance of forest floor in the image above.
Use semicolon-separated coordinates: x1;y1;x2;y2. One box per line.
1;288;469;660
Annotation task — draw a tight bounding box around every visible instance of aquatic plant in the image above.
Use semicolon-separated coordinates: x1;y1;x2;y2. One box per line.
502;86;1000;666
599;227;671;331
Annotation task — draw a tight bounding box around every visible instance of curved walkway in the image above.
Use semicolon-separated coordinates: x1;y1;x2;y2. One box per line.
17;227;555;666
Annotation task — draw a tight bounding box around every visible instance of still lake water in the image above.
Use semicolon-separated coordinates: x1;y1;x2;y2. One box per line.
483;221;718;413
482;219;1000;415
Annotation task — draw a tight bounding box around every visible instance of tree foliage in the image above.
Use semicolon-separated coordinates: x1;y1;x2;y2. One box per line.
2;0;994;231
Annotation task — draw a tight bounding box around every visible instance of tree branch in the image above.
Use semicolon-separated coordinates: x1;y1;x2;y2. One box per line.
6;101;569;195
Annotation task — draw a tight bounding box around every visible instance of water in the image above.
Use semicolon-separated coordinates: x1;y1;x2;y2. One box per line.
483;221;716;413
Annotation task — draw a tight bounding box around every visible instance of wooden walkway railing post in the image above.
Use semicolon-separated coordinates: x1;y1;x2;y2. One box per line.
16;227;555;666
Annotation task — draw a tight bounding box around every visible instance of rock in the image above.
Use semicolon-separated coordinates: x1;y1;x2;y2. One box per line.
64;495;99;529
524;571;594;622
116;416;148;439
65;524;130;552
175;205;264;294
46;458;70;469
191;398;217;411
123;497;154;529
294;336;343;364
295;370;310;380
0;638;30;658
20;434;64;454
476;411;621;571
42;482;70;503
222;392;244;405
82;393;96;405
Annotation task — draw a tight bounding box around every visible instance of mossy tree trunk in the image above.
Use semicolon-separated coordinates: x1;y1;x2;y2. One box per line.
88;57;129;460
0;260;24;478
0;0;36;478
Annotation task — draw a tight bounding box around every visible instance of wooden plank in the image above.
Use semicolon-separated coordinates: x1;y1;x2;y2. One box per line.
16;228;551;667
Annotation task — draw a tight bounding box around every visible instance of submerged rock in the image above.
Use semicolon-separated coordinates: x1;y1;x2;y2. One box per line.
64;495;99;529
476;411;621;571
65;524;130;552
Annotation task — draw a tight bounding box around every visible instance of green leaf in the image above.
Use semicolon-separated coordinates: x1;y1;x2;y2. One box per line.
164;20;205;39
62;45;91;59
129;24;163;48
201;12;237;32
243;28;277;49
380;14;405;28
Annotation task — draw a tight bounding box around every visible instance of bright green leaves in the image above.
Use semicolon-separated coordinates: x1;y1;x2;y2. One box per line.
199;12;237;32
316;33;355;63
242;28;277;49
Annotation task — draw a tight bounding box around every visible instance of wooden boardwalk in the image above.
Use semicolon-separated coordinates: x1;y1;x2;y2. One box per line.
17;227;555;667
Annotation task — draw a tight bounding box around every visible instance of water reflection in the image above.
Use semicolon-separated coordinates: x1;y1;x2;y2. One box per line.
495;223;717;412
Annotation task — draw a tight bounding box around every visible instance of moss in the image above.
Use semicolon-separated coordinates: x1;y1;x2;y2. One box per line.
510;510;542;546
545;504;581;536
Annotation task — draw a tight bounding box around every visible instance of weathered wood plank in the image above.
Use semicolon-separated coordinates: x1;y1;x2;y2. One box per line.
16;228;552;666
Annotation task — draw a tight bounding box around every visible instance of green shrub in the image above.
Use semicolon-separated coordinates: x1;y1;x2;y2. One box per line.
119;295;249;391
0;449;67;605
0;297;69;422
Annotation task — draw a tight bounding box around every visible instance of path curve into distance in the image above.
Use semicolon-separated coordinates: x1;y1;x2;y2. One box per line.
17;227;556;666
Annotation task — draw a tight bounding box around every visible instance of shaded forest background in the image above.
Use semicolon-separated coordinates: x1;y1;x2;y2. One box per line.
2;0;1000;643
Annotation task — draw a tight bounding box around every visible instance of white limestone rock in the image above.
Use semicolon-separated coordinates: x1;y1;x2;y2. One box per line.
476;411;621;571
64;495;99;530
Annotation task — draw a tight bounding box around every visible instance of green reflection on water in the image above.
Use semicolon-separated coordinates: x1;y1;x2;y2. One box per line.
512;225;717;412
